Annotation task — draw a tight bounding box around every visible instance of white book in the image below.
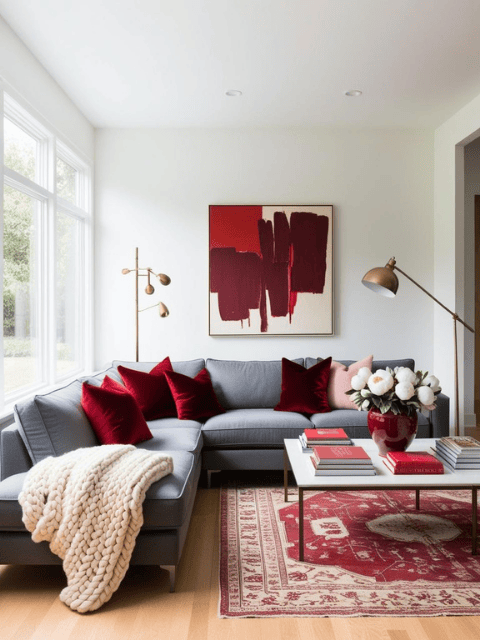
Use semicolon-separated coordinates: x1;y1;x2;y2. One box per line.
311;468;377;476
435;449;480;469
436;443;480;464
309;455;376;475
437;437;480;456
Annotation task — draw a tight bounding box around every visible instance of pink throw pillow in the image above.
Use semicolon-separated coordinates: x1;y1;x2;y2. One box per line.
328;355;374;409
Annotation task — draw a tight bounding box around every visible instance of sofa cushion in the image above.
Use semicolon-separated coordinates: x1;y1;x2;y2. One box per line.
310;408;430;431
206;358;304;409
109;359;205;379
147;417;203;430
201;408;312;447
118;358;177;420
138;427;203;459
142;451;198;529
305;357;415;372
14;380;98;465
0;450;199;532
166;368;225;421
275;357;331;415
81;378;153;445
0;472;29;530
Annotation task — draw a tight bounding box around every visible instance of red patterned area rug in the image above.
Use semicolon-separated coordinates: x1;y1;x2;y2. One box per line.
219;484;480;617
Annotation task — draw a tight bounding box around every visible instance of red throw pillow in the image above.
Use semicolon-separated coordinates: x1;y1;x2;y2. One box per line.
274;357;332;415
118;357;177;420
101;375;127;393
81;376;153;445
165;368;225;421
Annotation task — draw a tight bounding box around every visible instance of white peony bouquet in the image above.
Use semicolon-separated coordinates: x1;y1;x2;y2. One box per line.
346;367;441;416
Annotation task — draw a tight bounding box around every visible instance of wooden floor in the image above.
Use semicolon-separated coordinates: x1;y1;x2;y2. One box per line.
2;479;480;640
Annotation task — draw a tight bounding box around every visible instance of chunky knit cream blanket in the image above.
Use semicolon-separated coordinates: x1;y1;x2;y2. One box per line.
19;444;173;613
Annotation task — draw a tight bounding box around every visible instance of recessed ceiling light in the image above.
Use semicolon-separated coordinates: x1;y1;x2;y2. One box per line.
225;90;242;97
344;90;362;97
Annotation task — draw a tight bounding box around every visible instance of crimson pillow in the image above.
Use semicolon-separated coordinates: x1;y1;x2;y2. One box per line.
165;368;225;421
81;376;153;445
118;357;177;420
274;357;332;415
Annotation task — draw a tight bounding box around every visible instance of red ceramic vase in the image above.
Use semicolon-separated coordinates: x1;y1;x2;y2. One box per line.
367;408;418;457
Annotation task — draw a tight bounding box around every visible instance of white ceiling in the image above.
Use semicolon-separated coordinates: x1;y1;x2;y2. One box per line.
1;0;480;129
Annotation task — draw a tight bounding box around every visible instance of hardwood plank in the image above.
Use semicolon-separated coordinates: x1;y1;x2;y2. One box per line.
388;631;412;640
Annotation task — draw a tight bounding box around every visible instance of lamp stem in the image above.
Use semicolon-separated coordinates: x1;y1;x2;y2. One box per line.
454;315;459;437
394;265;475;333
135;247;139;362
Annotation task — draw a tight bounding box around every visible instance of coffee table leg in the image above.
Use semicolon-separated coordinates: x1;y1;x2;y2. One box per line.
299;487;304;562
283;447;288;502
416;489;420;510
473;487;478;555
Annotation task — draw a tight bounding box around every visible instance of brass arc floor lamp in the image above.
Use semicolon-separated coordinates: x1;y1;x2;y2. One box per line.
362;257;475;437
122;247;171;362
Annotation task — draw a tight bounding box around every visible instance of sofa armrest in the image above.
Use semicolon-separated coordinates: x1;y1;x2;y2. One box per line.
429;393;450;438
1;424;32;481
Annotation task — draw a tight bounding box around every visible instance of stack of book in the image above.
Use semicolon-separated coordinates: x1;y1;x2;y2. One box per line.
383;451;444;475
299;428;352;452
309;445;376;475
435;436;480;470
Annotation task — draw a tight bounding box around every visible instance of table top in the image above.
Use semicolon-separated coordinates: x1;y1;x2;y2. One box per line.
284;438;480;489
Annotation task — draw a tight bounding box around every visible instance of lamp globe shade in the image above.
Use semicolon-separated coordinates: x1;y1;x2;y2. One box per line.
362;259;399;297
158;302;169;318
158;273;171;286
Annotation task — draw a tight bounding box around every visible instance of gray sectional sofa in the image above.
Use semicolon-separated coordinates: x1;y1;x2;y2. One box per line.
0;357;449;591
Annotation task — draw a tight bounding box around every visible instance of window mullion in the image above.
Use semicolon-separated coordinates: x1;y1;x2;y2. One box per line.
56;198;89;220
46;137;57;386
4;167;51;200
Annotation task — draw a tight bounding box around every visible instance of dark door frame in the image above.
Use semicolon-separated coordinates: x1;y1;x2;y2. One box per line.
475;195;480;419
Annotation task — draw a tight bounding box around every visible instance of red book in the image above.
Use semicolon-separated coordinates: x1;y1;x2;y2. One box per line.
312;445;371;464
304;428;350;442
384;451;444;474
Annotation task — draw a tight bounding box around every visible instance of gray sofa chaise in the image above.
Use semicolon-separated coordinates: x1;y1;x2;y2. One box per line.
0;357;449;590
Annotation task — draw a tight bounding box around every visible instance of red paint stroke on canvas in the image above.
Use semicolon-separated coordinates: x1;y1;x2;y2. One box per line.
210;206;262;254
210;247;262;321
290;211;329;294
273;211;290;263
288;243;297;320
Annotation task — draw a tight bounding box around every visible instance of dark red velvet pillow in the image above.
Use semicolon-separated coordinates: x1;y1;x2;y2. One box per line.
81;376;153;445
274;357;332;415
165;368;225;421
118;357;177;420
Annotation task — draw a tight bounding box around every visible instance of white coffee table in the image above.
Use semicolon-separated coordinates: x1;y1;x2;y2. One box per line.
283;438;480;561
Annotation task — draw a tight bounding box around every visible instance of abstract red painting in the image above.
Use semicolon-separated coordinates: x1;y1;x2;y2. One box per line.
209;205;333;335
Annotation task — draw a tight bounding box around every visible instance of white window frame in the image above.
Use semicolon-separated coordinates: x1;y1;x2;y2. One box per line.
1;88;93;415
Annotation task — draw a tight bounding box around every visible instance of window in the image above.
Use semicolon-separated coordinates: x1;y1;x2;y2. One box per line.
1;92;92;412
3;186;43;395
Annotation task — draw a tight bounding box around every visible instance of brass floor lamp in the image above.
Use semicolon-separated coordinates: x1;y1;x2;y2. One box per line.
122;248;171;362
362;257;475;437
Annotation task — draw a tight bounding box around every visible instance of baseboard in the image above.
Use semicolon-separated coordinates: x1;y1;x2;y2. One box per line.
464;414;477;428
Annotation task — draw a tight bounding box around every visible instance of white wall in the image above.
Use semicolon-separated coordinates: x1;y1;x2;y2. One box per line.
95;126;435;371
463;137;480;425
434;92;480;432
0;15;94;159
